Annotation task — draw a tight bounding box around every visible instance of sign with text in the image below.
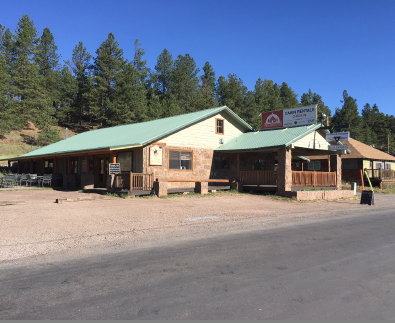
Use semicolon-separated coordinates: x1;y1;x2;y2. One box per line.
328;145;348;150
262;105;317;129
326;132;350;142
108;163;121;175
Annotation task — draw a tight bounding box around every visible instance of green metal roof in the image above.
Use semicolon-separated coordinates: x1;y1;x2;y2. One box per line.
11;106;252;160
215;124;322;152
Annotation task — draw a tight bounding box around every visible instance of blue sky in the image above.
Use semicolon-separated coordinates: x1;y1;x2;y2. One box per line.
2;0;394;117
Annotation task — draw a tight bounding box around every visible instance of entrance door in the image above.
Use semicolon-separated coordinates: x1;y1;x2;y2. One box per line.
94;155;108;188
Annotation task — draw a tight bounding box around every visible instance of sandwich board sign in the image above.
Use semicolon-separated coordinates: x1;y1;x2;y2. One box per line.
261;105;317;129
326;132;350;142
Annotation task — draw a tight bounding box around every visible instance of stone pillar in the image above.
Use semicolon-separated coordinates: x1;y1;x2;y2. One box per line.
330;153;342;190
195;181;208;195
277;147;292;196
153;181;168;197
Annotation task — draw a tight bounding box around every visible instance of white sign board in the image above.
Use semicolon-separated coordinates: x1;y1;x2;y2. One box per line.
283;105;317;127
328;145;348;150
326;132;350;142
262;105;317;129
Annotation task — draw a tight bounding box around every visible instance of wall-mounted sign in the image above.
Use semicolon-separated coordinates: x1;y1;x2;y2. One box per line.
261;105;317;129
326;132;350;142
109;163;121;174
149;144;163;166
328;145;348;150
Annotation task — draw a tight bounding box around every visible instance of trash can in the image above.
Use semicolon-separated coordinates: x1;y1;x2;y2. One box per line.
351;182;357;195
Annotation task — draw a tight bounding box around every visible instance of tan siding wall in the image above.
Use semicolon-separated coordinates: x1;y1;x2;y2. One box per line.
294;130;329;150
363;160;370;170
160;112;245;149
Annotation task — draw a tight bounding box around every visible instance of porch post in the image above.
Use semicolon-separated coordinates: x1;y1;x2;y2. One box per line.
42;157;45;174
330;153;342;190
111;151;116;164
17;160;20;174
237;153;240;180
30;159;33;173
277;147;292;196
67;156;71;174
85;155;89;174
54;157;57;173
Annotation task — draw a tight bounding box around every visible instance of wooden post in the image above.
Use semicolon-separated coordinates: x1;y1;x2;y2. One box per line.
237;153;240;180
67;156;71;174
8;160;11;170
328;155;331;172
42;158;45;174
17;161;20;174
30;159;33;173
85;155;89;174
54;157;57;173
112;151;116;164
129;172;133;191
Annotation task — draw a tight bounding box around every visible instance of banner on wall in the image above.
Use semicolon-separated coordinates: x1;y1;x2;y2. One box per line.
261;105;317;129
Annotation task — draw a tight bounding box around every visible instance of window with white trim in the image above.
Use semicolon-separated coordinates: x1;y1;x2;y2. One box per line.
169;150;192;170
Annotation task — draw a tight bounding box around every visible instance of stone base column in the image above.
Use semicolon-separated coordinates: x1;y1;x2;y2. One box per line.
154;181;168;197
277;147;292;196
195;181;208;195
330;154;342;190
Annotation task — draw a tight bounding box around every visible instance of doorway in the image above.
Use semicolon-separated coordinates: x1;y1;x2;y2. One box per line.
94;155;109;188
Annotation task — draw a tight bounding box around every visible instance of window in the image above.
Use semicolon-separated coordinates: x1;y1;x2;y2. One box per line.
216;118;224;134
385;163;392;170
214;156;230;170
308;161;321;170
71;158;78;174
169;150;192;170
343;160;358;170
253;159;265;170
376;162;384;169
117;151;133;172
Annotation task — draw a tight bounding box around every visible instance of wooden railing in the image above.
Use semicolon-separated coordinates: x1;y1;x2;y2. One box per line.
292;171;336;186
239;171;277;185
131;173;153;190
381;169;395;179
365;168;395;180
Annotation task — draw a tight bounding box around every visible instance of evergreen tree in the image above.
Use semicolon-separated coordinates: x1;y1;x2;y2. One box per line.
91;33;125;125
196;61;217;111
216;74;247;116
332;90;364;141
154;48;173;98
244;90;261;129
65;42;92;125
9;15;45;126
57;65;77;124
300;89;331;124
279;82;298;110
35;27;61;108
169;53;200;113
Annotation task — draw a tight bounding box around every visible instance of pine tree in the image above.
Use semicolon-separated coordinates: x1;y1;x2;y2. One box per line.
57;65;77;124
35;27;61;109
196;61;217;111
154;48;174;98
279;82;298;110
91;33;125;125
9;15;45;126
65;42;92;125
300;89;331;122
332;90;364;141
216;74;247;116
169;54;200;113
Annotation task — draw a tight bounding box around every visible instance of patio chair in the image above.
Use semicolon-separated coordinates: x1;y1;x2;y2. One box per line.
41;174;52;187
19;174;29;186
26;174;38;186
4;174;17;187
16;174;22;186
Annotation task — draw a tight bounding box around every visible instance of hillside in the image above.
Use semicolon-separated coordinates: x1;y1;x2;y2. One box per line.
0;123;76;165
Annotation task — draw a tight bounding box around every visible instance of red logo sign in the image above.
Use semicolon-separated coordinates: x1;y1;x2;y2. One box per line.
262;111;283;129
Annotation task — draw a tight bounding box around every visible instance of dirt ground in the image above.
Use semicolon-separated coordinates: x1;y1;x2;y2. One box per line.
0;189;386;263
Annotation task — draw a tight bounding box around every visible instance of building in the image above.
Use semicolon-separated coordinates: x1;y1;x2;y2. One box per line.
4;106;349;196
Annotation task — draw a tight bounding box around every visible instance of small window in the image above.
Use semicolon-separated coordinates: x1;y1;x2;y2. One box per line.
169;150;192;170
216;118;224;134
214;156;230;170
308;161;321;171
385;163;391;170
253;159;265;170
343;160;357;170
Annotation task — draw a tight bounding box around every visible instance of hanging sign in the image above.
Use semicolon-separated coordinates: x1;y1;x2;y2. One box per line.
328;145;348;150
326;132;350;142
149;144;163;166
262;105;317;129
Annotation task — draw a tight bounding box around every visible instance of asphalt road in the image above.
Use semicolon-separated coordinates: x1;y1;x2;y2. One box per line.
1;204;395;319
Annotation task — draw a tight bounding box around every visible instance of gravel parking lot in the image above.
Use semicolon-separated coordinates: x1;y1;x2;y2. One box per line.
0;189;386;263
